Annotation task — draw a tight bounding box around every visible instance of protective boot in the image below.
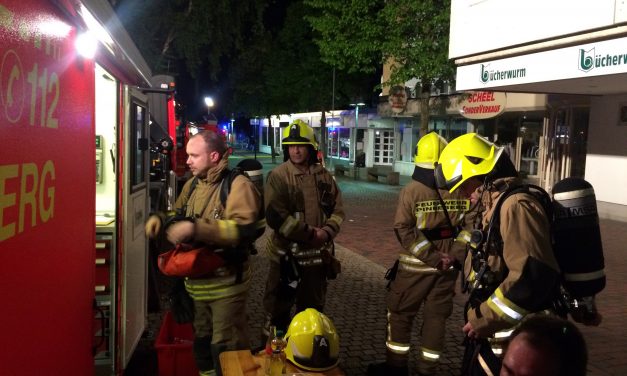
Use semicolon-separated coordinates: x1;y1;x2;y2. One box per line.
367;361;408;376
193;335;214;373
210;343;228;376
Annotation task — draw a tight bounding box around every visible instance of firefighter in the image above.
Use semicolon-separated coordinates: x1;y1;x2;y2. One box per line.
368;132;471;376
434;133;561;375
261;120;345;338
145;130;262;376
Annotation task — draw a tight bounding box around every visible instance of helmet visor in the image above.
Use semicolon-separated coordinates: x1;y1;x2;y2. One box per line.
434;162;461;191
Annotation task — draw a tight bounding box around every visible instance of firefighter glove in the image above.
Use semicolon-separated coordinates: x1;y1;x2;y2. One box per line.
145;215;162;238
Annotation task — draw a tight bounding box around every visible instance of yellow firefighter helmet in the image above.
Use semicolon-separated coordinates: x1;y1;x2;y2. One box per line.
435;133;504;193
284;308;340;371
414;132;448;169
282;119;318;149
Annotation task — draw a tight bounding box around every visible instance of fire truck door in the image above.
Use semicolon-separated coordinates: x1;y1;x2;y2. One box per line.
120;86;150;368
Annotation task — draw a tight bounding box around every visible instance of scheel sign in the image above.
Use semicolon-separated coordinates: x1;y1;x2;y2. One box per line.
459;91;507;119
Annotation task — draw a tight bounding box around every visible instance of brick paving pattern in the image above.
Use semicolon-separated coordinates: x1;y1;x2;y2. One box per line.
131;151;627;376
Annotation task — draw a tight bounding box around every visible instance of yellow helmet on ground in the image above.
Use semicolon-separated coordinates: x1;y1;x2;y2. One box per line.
284;308;340;371
434;133;504;193
414;132;448;169
282;120;318;149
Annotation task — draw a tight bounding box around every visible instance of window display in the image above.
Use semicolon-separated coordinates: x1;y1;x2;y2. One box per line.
327;128;351;160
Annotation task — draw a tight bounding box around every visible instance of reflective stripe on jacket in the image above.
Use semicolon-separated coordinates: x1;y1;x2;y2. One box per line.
393;179;469;272
466;177;561;337
175;158;262;301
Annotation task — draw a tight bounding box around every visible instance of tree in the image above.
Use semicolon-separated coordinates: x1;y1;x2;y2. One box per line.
113;0;266;84
226;0;379;163
306;0;455;134
114;0;379;131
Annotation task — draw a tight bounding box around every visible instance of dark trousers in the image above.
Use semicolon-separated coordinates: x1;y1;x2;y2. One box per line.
262;261;327;333
192;291;250;375
386;268;458;374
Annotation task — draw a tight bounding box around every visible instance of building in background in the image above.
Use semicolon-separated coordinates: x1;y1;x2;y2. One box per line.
449;0;627;221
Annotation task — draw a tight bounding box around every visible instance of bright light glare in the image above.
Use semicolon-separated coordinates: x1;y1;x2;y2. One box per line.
38;18;72;38
79;4;114;54
204;97;214;108
75;32;97;59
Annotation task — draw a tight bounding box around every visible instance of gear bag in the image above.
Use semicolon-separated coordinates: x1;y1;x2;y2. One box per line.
472;177;605;324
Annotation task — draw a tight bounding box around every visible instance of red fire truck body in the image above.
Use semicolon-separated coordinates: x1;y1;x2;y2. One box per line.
0;1;172;374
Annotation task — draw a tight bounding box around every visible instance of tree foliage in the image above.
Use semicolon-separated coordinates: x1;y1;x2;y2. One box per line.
113;0;379;124
113;0;266;80
226;0;379;117
306;0;455;132
305;0;384;74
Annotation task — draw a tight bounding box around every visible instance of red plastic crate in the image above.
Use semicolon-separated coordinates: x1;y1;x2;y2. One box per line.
155;311;199;376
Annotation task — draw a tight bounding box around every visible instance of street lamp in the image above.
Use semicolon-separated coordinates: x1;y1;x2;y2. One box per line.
350;102;366;128
349;102;366;168
230;114;235;147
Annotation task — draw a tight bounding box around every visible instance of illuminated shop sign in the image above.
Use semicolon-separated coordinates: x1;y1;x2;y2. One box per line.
456;35;627;91
459;91;507;119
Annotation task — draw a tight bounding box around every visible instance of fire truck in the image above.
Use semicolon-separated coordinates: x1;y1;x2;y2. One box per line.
0;1;180;374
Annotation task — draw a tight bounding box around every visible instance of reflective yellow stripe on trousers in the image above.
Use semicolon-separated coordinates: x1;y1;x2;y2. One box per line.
385;310;410;354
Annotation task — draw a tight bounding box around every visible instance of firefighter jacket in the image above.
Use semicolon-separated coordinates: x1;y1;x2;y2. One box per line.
263;160;345;267
394;167;470;272
465;177;561;337
173;157;262;301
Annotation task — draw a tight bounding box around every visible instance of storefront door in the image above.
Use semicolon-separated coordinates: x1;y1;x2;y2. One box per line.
373;130;395;165
488;114;544;185
519;121;543;183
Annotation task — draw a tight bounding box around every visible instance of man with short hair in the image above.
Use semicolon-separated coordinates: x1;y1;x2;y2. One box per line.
145;130;262;376
500;315;587;376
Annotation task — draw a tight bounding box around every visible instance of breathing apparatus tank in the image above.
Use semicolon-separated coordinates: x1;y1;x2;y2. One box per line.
552;177;605;323
236;158;264;197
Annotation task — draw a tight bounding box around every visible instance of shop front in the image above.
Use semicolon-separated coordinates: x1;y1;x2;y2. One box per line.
450;0;627;220
377;89;548;179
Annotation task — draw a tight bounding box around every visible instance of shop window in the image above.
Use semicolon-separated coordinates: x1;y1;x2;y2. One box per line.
449;118;468;139
475;118;497;139
261;126;268;146
519;121;542;178
326;128;352;160
570;107;590;178
327;128;338;157
339;128;350;159
428;117;467;140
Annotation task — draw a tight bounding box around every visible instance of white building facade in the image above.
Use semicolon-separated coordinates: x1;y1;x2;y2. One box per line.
450;0;627;221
